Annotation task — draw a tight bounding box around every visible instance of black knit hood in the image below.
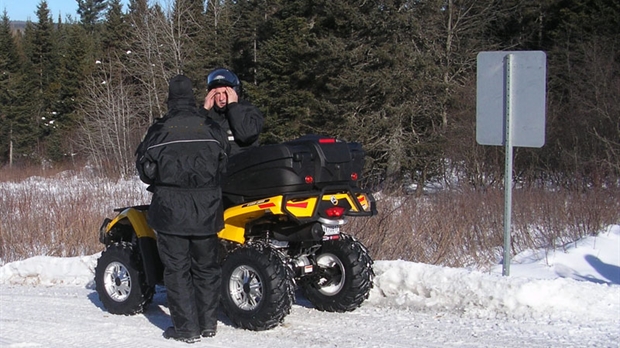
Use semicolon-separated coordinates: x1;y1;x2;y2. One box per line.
167;75;196;110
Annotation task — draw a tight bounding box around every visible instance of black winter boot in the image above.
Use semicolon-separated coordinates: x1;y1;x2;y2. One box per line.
163;327;201;343
201;328;217;338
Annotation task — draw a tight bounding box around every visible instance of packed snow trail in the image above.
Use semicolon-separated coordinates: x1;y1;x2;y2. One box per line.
1;254;618;347
1;283;617;348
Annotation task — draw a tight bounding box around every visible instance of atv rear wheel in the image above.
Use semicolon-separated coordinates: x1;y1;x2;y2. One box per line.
302;233;374;312
95;242;154;315
220;243;294;331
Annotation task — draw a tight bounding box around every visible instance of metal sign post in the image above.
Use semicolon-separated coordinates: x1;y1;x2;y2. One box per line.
503;54;514;276
476;51;547;276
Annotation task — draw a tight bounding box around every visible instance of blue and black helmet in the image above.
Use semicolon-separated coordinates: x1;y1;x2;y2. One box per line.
207;68;241;95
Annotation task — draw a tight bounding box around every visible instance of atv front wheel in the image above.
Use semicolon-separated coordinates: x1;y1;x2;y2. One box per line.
302;233;374;312
95;242;154;315
220;243;294;331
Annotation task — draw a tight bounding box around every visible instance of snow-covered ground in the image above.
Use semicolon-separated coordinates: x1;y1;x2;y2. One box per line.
1;225;618;347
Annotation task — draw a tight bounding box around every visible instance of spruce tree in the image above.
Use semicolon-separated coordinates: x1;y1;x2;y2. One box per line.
0;11;23;165
202;0;235;71
257;14;320;142
17;1;61;162
541;0;620;186
53;23;93;161
77;0;108;35
101;0;128;57
0;11;19;73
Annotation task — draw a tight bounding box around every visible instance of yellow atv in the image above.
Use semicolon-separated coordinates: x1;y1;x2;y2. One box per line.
94;135;377;331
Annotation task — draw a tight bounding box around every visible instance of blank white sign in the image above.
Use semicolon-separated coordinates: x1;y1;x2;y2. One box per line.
476;51;547;148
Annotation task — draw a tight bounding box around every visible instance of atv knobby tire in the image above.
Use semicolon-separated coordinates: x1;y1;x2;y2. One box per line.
220;243;294;331
95;242;154;315
302;233;374;312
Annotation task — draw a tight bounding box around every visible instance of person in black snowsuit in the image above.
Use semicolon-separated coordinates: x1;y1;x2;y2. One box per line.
135;75;230;343
200;68;264;157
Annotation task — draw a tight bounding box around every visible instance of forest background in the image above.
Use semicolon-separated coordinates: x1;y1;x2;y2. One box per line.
0;0;618;265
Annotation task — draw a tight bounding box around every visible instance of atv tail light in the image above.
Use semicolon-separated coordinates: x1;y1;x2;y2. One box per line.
318;138;336;144
357;194;370;211
323;234;340;241
324;206;345;218
305;175;314;184
351;172;358;181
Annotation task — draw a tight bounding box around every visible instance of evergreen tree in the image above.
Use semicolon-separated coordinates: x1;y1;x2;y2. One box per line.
540;0;620;186
251;0;352;144
256;15;317;142
229;0;279;88
0;11;25;165
101;0;128;57
26;1;57;96
1;0;611;185
52;23;93;161
0;11;20;73
77;0;108;34
18;1;61;161
202;0;236;71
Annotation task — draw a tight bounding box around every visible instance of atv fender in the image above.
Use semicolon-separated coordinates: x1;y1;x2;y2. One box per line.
102;207;155;240
100;207;163;286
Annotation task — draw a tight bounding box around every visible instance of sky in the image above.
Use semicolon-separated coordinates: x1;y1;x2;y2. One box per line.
0;172;617;347
0;0;132;21
2;0;83;21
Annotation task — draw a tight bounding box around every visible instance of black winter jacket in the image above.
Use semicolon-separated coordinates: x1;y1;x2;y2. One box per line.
136;76;230;236
200;100;263;157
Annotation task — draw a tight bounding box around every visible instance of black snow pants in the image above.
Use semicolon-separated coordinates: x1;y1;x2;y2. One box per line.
156;232;221;336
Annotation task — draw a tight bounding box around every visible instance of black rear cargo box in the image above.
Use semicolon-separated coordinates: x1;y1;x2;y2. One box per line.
222;135;365;201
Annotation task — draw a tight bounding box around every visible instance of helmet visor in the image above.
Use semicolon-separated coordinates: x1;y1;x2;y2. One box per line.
207;68;239;90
